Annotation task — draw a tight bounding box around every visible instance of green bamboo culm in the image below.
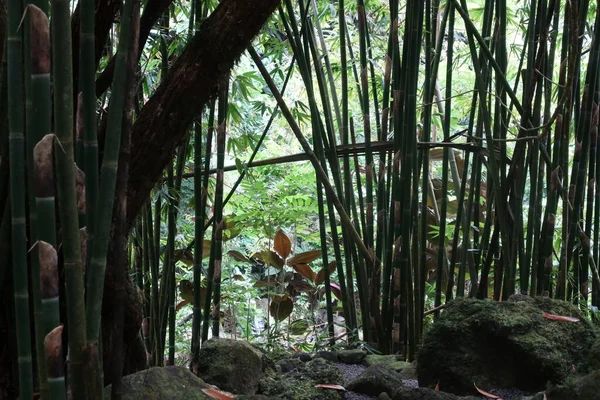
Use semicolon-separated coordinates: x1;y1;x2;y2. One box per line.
85;0;134;391
51;0;89;394
44;325;67;400
80;0;98;269
28;6;53;397
7;0;34;396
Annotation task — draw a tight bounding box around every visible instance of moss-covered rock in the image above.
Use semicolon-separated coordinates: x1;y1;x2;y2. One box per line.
417;296;597;396
530;370;600;400
337;349;366;364
346;363;404;396
196;337;264;395
104;366;212;399
259;357;344;400
364;354;412;372
587;337;600;371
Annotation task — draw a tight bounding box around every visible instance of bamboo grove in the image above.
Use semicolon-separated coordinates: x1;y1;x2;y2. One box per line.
0;0;600;398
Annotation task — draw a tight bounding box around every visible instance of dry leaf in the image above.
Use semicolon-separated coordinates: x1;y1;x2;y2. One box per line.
315;384;346;391
474;383;503;399
201;388;236;399
434;382;440;391
542;312;580;322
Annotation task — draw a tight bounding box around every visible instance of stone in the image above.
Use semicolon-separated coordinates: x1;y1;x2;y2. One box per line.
346;363;404;396
417;297;597;395
587;337;600;371
196;337;265;395
377;393;392;400
103;366;212;399
315;350;338;363
337;349;367;364
292;352;312;362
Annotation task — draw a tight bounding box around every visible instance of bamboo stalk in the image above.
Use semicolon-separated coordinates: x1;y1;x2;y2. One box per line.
8;0;34;394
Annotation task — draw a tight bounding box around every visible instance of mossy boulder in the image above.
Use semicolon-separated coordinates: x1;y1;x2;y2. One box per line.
346;363;404;396
587;337;600;371
417;296;597;396
196;337;265;395
104;366;212;399
530;370;600;400
364;354;412;372
337;349;366;364
259;357;344;400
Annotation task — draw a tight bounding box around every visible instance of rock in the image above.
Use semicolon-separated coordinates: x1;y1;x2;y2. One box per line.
417;297;597;395
377;393;392;400
398;361;417;380
196;337;264;395
104;366;212;399
338;349;367;364
259;357;344;400
315;350;338;363
346;363;404;396
292;352;312;362
392;386;480;400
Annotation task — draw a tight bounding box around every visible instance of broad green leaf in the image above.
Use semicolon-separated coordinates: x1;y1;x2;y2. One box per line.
270;296;293;321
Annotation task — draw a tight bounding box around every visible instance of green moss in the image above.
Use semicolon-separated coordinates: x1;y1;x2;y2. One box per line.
259;358;343;400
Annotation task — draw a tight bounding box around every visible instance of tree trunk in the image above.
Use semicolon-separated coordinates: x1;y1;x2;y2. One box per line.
126;0;281;229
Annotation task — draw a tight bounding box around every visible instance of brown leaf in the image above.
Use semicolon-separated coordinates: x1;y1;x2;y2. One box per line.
274;229;291;259
227;250;250;263
287;279;315;293
474;383;503;399
315;384;346;391
315;261;337;286
288;249;321;265
329;282;342;301
258;250;284;270
253;279;280;288
434;382;439;391
541;313;580;322
201;388;236;399
292;263;316;281
174;249;194;267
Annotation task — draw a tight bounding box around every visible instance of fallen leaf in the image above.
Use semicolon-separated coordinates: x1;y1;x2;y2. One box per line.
315;384;346;391
542;312;580;322
434;382;439;391
201;388;236;399
474;383;503;399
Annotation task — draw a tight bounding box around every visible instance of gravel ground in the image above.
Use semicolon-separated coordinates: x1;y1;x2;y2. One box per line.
335;362;528;400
